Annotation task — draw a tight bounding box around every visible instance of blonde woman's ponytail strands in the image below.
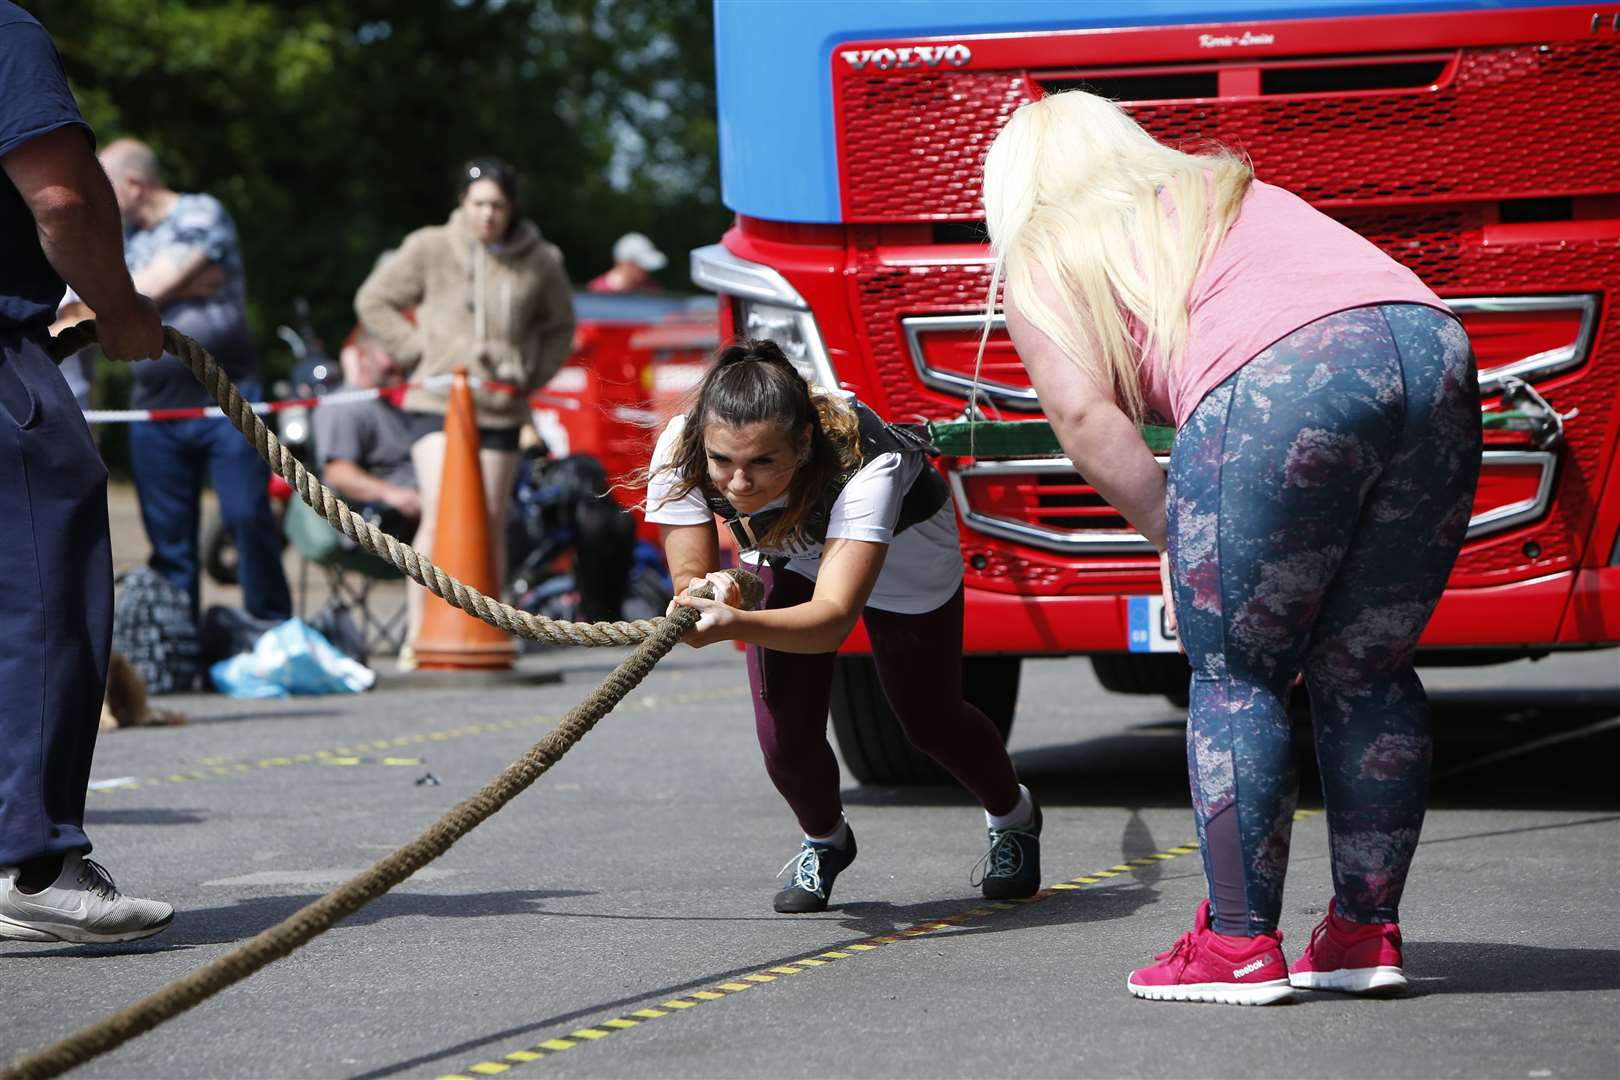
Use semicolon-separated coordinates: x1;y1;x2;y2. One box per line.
979;91;1252;421
969;253;1006;458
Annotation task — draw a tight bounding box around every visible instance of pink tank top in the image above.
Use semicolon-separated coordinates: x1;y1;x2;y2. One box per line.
1141;179;1450;426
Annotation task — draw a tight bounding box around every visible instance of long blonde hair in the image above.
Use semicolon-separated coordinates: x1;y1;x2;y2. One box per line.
979;91;1252;418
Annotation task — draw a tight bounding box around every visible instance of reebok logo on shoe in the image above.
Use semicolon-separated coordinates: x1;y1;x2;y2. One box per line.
1127;900;1295;1006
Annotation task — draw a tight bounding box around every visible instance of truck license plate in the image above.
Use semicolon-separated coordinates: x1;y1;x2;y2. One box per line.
1128;595;1179;653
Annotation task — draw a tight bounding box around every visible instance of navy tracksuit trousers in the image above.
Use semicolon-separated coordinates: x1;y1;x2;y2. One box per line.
0;327;112;867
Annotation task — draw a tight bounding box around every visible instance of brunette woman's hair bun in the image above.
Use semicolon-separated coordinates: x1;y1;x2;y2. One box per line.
712;338;798;373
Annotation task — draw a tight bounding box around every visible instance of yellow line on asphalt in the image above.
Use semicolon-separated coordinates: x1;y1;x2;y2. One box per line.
432;819;1292;1080
86;686;745;797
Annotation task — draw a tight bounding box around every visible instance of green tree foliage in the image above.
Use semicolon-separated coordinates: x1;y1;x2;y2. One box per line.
36;0;728;375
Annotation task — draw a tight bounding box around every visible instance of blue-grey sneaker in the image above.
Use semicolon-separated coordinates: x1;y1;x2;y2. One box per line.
973;795;1042;900
773;828;857;914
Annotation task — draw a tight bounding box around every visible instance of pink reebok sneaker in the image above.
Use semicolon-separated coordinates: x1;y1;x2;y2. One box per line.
1289;900;1408;996
1128;900;1295;1005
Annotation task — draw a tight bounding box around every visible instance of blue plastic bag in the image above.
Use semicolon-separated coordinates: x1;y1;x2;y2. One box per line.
209;618;376;699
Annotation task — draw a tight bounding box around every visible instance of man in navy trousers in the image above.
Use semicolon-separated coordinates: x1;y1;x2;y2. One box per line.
0;0;175;943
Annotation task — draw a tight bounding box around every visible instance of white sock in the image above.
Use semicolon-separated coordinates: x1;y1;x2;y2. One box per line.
986;784;1033;831
805;815;849;848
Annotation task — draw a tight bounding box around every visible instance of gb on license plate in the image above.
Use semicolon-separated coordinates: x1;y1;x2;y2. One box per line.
1127;595;1179;653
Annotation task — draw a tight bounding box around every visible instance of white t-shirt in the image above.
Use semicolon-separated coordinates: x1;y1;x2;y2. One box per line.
645;414;962;614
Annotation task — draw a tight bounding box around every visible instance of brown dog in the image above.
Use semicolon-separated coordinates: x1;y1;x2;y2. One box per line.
99;652;187;732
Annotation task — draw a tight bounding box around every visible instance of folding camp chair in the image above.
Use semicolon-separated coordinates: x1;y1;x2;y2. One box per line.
284;496;408;658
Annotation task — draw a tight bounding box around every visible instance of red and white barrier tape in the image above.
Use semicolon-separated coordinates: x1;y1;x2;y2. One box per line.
80;373;590;425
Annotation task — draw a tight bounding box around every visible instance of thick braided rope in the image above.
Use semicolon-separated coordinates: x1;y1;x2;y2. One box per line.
49;320;659;647
1;569;763;1080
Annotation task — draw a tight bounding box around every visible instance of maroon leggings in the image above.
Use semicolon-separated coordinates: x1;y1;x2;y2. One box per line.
745;566;1021;835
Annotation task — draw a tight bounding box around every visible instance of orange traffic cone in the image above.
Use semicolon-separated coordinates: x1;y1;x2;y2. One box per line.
415;367;518;671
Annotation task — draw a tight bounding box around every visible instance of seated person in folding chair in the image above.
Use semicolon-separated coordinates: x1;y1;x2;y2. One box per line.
287;330;417;658
311;329;420;540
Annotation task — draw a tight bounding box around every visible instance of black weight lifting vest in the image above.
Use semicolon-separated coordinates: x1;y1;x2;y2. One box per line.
703;400;948;567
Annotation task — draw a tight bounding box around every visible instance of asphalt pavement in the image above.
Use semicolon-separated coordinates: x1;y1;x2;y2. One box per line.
2;643;1616;1080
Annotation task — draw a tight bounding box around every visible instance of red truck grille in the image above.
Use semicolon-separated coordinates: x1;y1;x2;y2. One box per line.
860;208;1620;587
958;466;1133;536
952;450;1557;561
839;38;1620;221
900;294;1598;413
842;72;1027;221
1131;41;1620;206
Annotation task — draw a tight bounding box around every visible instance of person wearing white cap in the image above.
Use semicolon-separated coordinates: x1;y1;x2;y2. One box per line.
588;231;667;294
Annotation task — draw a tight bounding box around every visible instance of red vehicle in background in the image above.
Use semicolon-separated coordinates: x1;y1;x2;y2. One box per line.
505;291;718;621
533;291;718;538
695;0;1620;782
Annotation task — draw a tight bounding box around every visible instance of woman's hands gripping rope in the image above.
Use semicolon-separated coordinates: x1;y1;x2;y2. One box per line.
48;319;750;647
668;571;744;647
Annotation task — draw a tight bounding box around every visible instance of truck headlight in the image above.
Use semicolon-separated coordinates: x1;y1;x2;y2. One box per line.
690;242;838;388
733;298;836;387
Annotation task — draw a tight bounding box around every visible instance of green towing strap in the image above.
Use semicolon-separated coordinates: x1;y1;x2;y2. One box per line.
924;409;1533;460
923;420;1172;458
1479;409;1542;431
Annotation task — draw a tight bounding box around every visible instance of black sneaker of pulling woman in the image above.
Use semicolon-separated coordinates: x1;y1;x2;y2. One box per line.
644;339;1040;913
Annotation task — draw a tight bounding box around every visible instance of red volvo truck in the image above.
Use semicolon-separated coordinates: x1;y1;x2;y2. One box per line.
694;0;1620;781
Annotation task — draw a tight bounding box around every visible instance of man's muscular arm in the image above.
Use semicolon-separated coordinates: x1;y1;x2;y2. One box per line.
2;126;160;360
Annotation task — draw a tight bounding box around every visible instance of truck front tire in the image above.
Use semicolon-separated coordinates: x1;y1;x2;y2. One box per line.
830;655;1021;785
1089;652;1192;708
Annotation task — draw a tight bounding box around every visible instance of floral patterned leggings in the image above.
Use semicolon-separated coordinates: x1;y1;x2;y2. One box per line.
1167;303;1481;935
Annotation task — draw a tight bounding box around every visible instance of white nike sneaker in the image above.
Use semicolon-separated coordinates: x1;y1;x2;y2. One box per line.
0;852;174;944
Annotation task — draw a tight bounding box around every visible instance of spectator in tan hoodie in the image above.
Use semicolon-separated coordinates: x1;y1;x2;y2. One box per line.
355;157;575;668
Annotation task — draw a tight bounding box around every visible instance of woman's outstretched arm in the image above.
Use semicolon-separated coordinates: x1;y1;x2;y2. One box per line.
676;536;887;653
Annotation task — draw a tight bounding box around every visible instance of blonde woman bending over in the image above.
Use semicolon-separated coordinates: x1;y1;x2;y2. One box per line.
982;91;1479;1004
